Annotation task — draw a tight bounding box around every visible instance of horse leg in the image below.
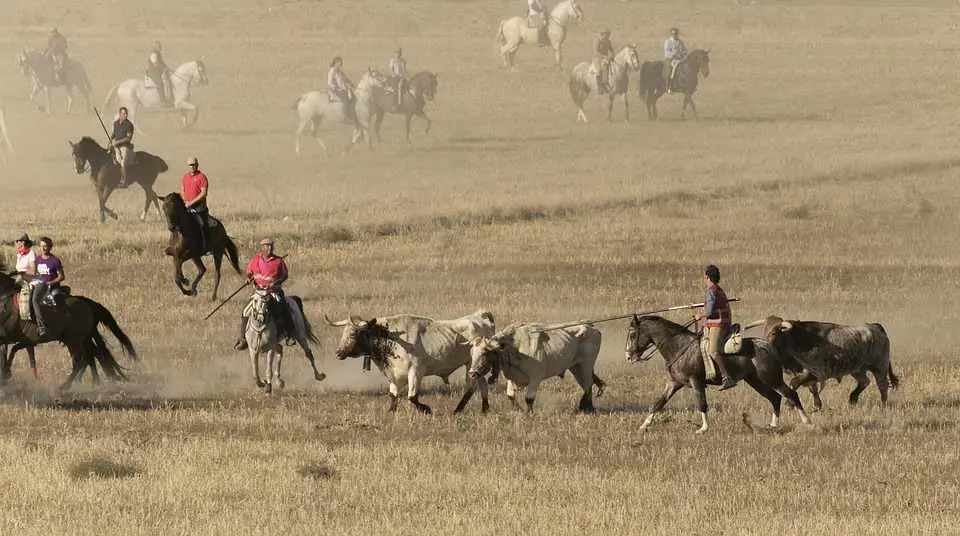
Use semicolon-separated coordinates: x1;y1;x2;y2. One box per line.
690;379;710;434
606;95;614;121
420;110;432;135
250;347;265;389
742;374;784;428
623;92;630;122
139;184;152;221
404;114;412;143
687;95;698;120
44;87;51;115
771;380;812;425
210;252;223;302
274;347;285;390
101;186;119;221
27;346;37;379
374;112;384;143
172;257;191;295
639;381;683;431
554;44;563;71
188;257;206;297
65;87;73;114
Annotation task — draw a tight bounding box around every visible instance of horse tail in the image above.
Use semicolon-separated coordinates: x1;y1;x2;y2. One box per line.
292;296;320;345
157;157;169;173
568;74;584;104
223;235;242;274
84;297;138;361
638;64;650;97
103;83;119;111
88;328;129;382
496;20;506;49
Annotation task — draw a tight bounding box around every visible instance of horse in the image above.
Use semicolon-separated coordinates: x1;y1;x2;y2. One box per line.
243;287;327;394
161;192;241;301
293;68;387;155
497;0;584;70
637;49;710;120
103;60;208;129
0;100;11;164
17;49;93;114
624;315;811;434
569;45;642;123
0;269;137;388
372;71;438;143
70;136;168;224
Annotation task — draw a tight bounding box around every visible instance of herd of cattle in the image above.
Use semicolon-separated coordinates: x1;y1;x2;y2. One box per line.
320;309;897;431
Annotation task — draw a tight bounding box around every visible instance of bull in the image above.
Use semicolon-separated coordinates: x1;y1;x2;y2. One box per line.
324;310;495;414
454;322;602;414
755;316;899;407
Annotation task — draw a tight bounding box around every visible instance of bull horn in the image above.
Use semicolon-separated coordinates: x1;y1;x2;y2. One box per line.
349;315;366;327
741;319;766;330
323;314;350;327
780;321;793;331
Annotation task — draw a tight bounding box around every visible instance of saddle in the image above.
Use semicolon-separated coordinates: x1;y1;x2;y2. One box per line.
697;323;742;381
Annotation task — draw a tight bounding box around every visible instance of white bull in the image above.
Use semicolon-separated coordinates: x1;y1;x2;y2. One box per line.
324;310;495;414
454;321;602;413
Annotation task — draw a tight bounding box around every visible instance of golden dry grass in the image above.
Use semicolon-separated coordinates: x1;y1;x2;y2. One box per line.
2;0;960;534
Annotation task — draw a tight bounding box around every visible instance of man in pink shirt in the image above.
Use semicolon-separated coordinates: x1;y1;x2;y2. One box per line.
235;237;293;351
182;156;210;251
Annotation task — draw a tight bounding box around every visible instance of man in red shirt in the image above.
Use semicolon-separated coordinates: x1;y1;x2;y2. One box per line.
182;156;210;251
235;237;293;351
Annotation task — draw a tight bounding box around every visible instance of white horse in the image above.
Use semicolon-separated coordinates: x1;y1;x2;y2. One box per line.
103;60;208;129
244;288;327;394
496;0;584;70
293;68;387;155
17;50;94;114
0;99;12;164
569;45;642;123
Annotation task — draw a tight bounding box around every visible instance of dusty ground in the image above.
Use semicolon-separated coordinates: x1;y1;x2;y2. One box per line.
1;0;960;534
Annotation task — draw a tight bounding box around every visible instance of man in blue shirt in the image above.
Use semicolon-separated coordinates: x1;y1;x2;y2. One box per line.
111;107;135;187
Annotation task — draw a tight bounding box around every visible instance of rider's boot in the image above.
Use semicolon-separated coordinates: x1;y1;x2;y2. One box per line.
234;315;249;351
715;354;738;391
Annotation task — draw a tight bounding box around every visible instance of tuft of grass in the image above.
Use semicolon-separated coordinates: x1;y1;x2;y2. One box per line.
68;456;140;480
296;462;337;481
782;204;814;220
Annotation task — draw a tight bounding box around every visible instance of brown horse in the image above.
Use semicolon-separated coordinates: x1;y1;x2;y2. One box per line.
373;71;438;143
161;192;241;301
637;49;710;120
70;136;168;224
0;270;136;387
624;315;811;433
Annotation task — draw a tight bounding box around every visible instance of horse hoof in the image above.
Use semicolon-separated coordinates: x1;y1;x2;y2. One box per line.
314;372;327;382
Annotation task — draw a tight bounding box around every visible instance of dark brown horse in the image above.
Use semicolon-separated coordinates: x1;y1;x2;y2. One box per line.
161;192;241;301
0;270;136;387
70;136;168;223
637;49;710;120
373;71;438;142
624;315;811;433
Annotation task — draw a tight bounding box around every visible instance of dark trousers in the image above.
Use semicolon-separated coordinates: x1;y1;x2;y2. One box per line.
189;206;209;252
30;283;48;332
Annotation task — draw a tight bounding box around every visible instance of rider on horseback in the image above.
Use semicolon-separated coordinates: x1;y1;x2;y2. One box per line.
12;234;36;286
592;30;615;95
146;41;173;107
235;238;294;351
327;57;356;121
527;0;549;46
31;237;65;338
663;27;688;94
693;264;737;391
45;28;69;84
182;157;210;252
111;107;135;187
388;48;408;108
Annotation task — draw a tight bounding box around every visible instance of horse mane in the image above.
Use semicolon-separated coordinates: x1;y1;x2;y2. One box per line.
162;192;193;230
638;315;696;336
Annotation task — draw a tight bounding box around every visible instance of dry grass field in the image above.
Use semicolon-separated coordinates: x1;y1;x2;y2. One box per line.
2;0;960;534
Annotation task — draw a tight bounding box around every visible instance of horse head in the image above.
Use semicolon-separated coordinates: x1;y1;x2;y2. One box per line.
693;49;710;78
563;0;585;23
415;72;438;101
194;60;209;86
161;192;189;230
69;137;105;174
16;50;29;74
622;45;641;71
624;315;655;362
